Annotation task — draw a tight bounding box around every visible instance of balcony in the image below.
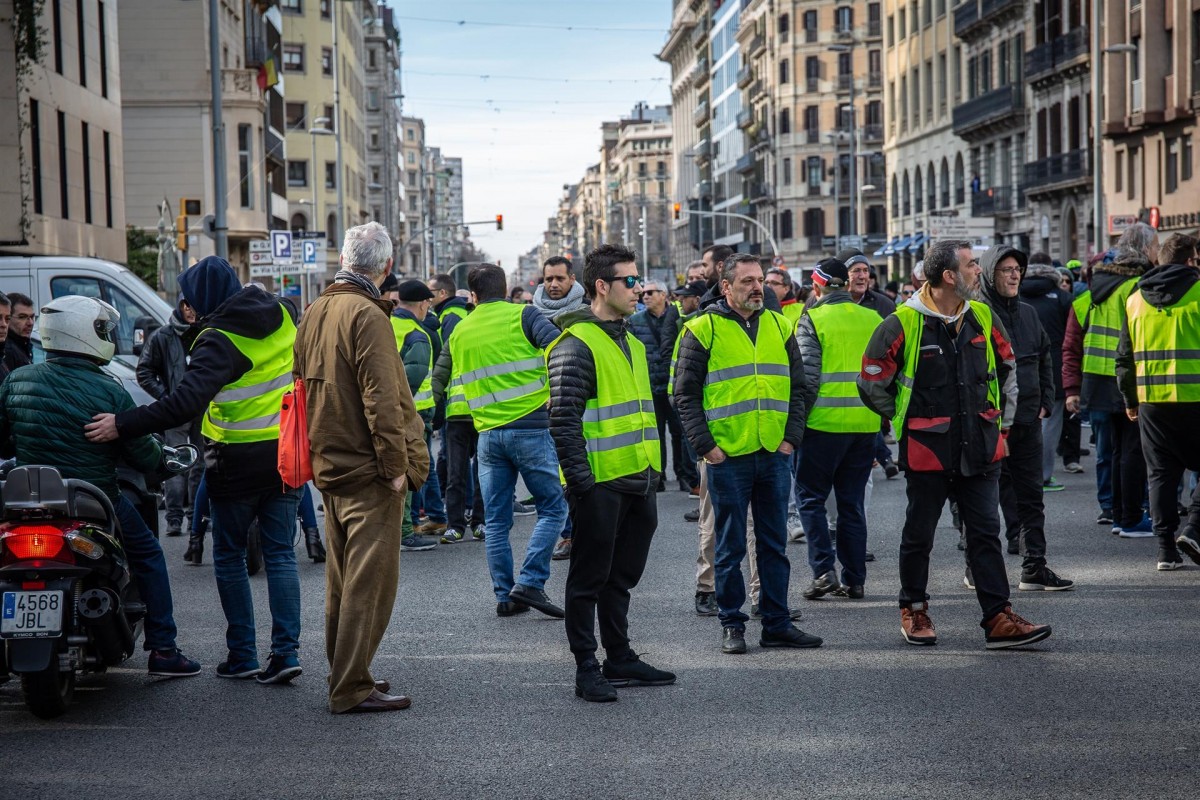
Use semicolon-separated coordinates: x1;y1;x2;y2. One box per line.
735;153;756;174
748;181;774;204
748;33;765;56
737;65;753;89
837;74;854;93
264;128;285;164
954;2;981;38
1025;28;1089;84
804;27;818;44
980;0;1024;23
970;185;1025;217
749;79;763;99
694;100;710;127
1024;149;1091;193
806;128;820;144
952;85;1024;139
695;56;710;86
693;138;712;161
862;124;884;143
867;19;882;38
736;109;754;129
806;77;820;93
868;71;882;89
691;22;708;50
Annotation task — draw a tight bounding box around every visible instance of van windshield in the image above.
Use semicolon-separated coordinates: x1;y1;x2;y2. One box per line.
49;276;166;356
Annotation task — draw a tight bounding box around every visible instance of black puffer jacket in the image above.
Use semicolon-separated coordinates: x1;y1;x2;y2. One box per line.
855;289;896;318
981;244;1055;426
672;300;807;457
628;307;672;394
548;307;659;497
115;287;297;499
1019;263;1072;397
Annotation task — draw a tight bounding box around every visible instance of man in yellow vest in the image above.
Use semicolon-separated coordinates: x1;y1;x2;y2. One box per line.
443;264;568;618
858;239;1051;650
1116;233;1200;570
794;258;880;601
673;253;821;654
546;243;675;702
85;256;306;684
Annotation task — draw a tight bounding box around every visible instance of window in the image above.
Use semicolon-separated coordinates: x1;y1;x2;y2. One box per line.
287;160;307;187
98;1;108;98
76;0;86;88
938;53;947;115
806;56;820;92
940;159;950;207
807;156;822;189
408;195;417;212
902;172;911;216
81;120;91;224
780;210;793;240
923;0;932;27
371;167;381;184
326;161;337;189
804;105;819;134
804;9;818;42
368;129;379;150
914;168;923;213
838;52;851;76
238;124;253;209
780;59;789;84
910;1;918;33
869;49;881;86
321;47;333;77
924;61;933;123
281;0;302;11
367;88;379;110
887;14;894;45
326;212;337;246
57;109;68;219
900;75;908;132
927;162;936;211
954;154;965;205
1115;148;1124;193
898;7;906;37
782;157;792;186
1167;137;1179;194
49;278;152;356
836;6;853;33
323;104;335;128
953;45;962;103
29;99;42;214
51;0;62;74
283;44;304;72
1127;147;1137;200
102;130;112;227
367;48;378;70
407;127;415;141
286;102;306;129
779;108;791;134
407;170;417;187
320;0;330;19
1184;136;1193;182
407;152;415;164
891;175;899;216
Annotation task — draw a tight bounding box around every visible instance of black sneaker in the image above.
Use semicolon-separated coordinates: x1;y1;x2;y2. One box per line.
1018;566;1075;591
601;652;676;687
683;508;700;523
509;584;565;618
760;625;823;649
721;627;747;654
802;570;841;600
694;591;718;616
1097;508;1114;525
513;500;537;516
216;658;261;679
1158;547;1185;571
884;461;900;479
575;660;618;702
831;584;864;599
256;652;302;685
496;601;530;617
400;534;438;552
1176;525;1200;565
147;648;202;678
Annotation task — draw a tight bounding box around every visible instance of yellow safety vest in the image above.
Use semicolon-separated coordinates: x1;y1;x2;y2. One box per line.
1073;279;1139;376
448;301;548;432
391;316;435;412
1126;280;1200;403
806;300;881;433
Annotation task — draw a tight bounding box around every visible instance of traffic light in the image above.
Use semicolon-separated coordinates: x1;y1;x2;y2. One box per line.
638;214;646;236
175;213;189;252
495;214;503;231
673;202;681;220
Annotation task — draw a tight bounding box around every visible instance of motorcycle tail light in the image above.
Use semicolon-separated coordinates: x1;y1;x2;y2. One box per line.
0;524;74;565
66;532;104;560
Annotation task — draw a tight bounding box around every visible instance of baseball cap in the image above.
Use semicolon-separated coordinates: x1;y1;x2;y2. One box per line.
674;280;708;298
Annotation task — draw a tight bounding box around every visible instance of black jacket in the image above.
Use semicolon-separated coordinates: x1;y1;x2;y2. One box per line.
3;332;32;373
671;300;807;458
1116;262;1200;409
981;245;1055;426
548;307;659;497
1018;264;1072;397
115;287;297;499
628;307;672;394
136;310;191;401
855;289;897;318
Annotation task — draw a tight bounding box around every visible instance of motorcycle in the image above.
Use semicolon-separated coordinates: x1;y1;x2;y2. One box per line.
0;445;199;719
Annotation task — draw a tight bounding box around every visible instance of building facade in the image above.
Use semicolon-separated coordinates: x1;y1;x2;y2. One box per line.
1;0;126;262
399;115;425;274
363;7;403;265
658;0;704;275
611;105;674;278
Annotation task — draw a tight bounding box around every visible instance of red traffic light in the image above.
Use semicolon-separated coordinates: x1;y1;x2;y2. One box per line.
673;202;681;220
495;214;504;231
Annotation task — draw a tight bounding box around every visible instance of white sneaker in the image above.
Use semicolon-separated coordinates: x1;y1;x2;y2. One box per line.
1064;462;1084;474
787;513;805;542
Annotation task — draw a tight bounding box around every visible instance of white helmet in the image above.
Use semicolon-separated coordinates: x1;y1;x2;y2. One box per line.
39;295;121;364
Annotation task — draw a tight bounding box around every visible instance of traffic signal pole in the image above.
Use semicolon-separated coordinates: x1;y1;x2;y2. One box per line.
208;0;228;259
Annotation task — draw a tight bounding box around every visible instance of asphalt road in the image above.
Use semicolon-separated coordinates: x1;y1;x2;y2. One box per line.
2;446;1198;799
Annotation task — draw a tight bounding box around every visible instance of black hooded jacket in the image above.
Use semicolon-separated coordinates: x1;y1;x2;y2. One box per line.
548;306;659;497
115;287;298;498
1019;263;1072;397
980;244;1055;425
1116;262;1200;409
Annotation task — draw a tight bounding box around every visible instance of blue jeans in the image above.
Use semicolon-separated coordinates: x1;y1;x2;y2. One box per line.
209;487;302;666
114;496;177;651
191;474;209;531
796;431;874;587
873;430;893;465
411;425;447;526
707;449;793;633
477;428;568;603
299;483;318;529
1090;410;1114;511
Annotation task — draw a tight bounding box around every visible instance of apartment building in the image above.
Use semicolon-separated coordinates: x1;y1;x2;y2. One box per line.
1101;0;1199;246
658;0;704;272
424;147;464;273
610;105;674;277
399;115;425;274
708;0;747;250
1;0;126;262
363;7;402;264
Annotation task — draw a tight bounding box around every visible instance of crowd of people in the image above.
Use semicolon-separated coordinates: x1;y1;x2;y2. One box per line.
2;217;1197;710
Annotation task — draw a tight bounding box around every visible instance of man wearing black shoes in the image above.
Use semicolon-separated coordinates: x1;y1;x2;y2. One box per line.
548;244;675;702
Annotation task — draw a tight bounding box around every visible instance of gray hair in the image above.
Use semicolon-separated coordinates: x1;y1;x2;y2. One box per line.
685;260;705;273
1116;222;1160;260
924;240;972;287
642;279;667;293
721;254;764;285
767;267;792;287
341;221;393;276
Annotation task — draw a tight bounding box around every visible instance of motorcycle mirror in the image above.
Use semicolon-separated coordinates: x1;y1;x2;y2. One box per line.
163;444;199;473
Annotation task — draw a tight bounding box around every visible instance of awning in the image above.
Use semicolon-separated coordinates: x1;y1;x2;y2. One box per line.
906;233;927;254
884;235;913;255
874;237;899;257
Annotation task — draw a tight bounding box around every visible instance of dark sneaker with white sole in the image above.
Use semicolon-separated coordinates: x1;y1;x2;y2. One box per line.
601;652;676;687
147;648;202;678
1176;526;1200;565
216;659;261;679
1018;566;1075;591
256;653;302;684
1157;548;1185;571
401;534;438;551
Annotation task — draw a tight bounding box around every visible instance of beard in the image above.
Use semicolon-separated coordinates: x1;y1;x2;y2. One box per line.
954;277;981;303
736;295;764;313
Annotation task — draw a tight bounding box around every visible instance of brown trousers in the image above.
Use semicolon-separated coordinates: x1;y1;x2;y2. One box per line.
323;479;406;713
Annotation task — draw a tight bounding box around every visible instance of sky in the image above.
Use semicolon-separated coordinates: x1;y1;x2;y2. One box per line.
390;1;673;275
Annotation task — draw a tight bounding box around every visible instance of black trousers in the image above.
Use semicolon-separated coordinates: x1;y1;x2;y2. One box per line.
1109;411;1148;527
443;419;484;531
999;422;1047;570
652;392;699;489
1058;410;1082;463
900;469;1010;621
564;484;657;665
1139;403;1200;546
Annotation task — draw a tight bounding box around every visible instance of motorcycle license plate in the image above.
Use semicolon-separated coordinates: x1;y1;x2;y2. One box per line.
1;591;64;638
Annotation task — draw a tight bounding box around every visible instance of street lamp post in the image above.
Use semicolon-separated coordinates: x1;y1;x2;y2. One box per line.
306;119;334;305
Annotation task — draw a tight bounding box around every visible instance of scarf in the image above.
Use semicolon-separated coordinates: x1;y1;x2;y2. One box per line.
532;281;586;319
334;268;381;299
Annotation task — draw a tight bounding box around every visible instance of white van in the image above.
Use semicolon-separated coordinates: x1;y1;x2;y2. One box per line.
0;256;173;378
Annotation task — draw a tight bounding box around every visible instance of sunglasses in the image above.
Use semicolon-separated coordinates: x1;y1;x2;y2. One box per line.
605;275;643;289
901;289;914;296
643;289;661;295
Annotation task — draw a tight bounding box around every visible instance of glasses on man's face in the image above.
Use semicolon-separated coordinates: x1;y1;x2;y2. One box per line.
643;289;661;296
901;289;914;296
765;280;784;288
605;275;643;289
14;312;36;322
995;266;1022;276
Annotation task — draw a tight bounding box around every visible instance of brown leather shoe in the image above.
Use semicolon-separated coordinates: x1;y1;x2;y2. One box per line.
983;606;1051;650
339;689;412;713
374;679;390;694
900;602;937;646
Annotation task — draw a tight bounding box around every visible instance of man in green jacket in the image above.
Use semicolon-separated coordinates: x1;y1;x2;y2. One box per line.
0;295;200;677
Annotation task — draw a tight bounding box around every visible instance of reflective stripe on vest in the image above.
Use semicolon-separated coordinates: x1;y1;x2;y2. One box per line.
391;316;435;411
683;310;792;456
1126;281;1200;403
447;302;548;431
891;302;999;441
806;300;882;433
1075;280;1139;376
547;322;661;482
199;306;296;444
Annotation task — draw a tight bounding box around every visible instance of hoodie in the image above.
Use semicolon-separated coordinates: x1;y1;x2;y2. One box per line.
547;306;659;496
1116;262;1200;408
981;244;1054;425
1062;250;1151;411
1019;263;1072;395
178;256;243;318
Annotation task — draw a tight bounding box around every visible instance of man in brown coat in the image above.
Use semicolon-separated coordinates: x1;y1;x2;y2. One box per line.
293;221;429;714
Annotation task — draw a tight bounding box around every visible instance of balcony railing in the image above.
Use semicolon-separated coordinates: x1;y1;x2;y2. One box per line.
952;85;1024;137
862;124;884;142
749;79;763;99
694;100;709;127
736;109;754;129
971;185;1025;216
954;2;980;38
691;22;708;50
1025;28;1089;82
1024;149;1091;190
693;139;711;160
695;55;710;86
748;181;773;203
748;33;765;55
264;128;285;164
807;77;820;93
735;153;756;174
868;71;882;88
805;27;818;43
806;129;820;144
981;0;1023;21
837;74;854;92
736;64;752;89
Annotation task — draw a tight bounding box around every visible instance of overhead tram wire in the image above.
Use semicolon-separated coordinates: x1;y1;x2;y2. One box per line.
403;69;668;85
392;15;665;33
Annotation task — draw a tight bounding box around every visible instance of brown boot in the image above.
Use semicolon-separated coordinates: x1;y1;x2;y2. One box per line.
900;602;937;646
982;606;1051;650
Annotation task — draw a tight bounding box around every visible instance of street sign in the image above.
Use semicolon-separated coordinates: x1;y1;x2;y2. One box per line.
249;239;272;253
772;255;785;267
838;235;864;251
271;231;293;263
301;239;325;273
250;264;281;277
929;217;970;237
249;252;273;266
1108;214;1138;235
